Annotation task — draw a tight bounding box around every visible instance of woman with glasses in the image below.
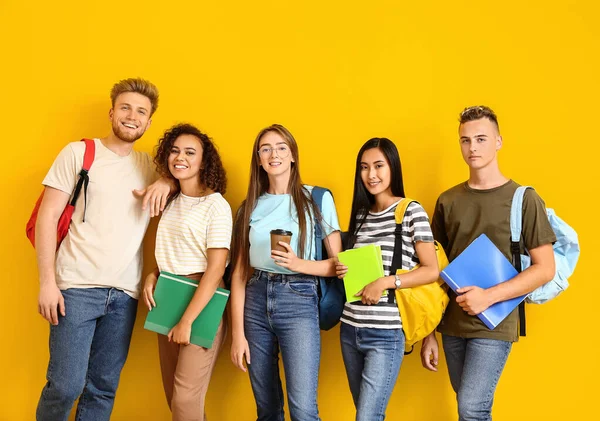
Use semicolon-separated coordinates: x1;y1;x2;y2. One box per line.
229;124;342;421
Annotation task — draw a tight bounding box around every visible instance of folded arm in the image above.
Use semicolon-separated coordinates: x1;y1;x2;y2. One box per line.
456;243;556;315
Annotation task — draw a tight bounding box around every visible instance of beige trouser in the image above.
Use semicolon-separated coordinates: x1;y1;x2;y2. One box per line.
158;320;226;421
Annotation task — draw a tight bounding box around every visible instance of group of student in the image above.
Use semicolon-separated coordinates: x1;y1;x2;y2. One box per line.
33;77;557;421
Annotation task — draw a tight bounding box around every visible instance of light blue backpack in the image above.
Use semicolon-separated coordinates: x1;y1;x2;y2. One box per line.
510;186;580;304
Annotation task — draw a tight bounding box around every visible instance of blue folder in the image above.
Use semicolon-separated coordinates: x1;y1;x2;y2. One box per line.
440;234;525;330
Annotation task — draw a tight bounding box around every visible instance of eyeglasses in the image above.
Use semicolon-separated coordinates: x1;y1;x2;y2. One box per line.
257;145;290;158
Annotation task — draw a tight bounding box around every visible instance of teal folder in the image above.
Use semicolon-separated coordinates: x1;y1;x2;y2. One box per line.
144;271;230;348
337;245;385;303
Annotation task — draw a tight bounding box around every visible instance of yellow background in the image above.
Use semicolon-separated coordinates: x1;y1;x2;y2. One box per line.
1;1;597;420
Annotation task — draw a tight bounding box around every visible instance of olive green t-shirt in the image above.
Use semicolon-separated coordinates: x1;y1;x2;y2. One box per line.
432;180;556;342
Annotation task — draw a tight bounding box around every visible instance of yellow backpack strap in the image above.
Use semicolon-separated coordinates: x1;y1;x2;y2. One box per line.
394;197;417;225
388;198;417;303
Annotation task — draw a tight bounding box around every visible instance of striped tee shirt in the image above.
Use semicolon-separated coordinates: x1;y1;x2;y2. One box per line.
340;200;434;329
155;193;233;275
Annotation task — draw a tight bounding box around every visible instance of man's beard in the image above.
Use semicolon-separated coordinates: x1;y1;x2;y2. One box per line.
112;121;145;143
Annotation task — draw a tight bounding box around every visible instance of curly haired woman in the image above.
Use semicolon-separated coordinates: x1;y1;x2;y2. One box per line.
142;123;232;421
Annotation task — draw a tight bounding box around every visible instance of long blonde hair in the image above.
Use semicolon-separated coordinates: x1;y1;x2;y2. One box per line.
231;124;319;280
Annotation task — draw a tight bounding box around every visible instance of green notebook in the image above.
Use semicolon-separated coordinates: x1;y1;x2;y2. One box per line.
144;271;230;348
337;245;385;303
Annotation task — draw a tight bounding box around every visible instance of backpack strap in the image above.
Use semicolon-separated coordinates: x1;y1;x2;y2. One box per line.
510;186;533;251
69;139;96;222
388;198;416;304
310;186;331;261
510;185;533;336
81;138;95;171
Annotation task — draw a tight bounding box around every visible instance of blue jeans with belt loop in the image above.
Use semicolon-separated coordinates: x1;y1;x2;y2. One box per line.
244;270;321;421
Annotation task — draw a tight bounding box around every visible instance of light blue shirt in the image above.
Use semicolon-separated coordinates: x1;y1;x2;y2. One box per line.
249;185;340;274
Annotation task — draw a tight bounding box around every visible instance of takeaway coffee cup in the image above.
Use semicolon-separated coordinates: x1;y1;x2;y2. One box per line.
270;229;293;253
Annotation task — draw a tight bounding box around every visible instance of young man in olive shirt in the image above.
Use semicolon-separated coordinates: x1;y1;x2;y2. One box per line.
421;106;556;421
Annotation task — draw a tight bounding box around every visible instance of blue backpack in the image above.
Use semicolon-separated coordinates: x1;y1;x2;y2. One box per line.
311;186;345;330
510;186;580;304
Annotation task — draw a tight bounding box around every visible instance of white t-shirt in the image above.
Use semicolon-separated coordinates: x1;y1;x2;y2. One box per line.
42;138;157;298
155;193;232;275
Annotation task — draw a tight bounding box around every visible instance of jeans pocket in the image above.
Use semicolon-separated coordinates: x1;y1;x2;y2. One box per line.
246;272;260;286
364;327;403;350
286;281;317;298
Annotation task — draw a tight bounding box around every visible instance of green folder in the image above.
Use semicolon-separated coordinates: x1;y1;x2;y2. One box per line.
144;271;229;348
337;245;385;303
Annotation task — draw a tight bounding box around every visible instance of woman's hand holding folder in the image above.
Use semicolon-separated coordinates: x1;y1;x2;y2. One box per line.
168;320;192;345
355;278;389;305
336;258;388;305
335;259;348;279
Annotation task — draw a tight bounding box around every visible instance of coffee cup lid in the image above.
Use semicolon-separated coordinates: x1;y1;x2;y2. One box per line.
270;229;293;236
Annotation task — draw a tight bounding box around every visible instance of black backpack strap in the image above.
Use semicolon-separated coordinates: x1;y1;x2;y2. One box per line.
69;168;89;207
70;139;95;222
388;221;403;304
511;240;526;336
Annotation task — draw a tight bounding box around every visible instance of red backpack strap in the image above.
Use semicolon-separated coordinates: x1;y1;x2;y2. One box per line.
69;139;96;221
81;138;96;171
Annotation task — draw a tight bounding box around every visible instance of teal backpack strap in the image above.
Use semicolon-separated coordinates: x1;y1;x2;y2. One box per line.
510;185;532;336
510;186;530;244
509;185;533;266
311;186;328;258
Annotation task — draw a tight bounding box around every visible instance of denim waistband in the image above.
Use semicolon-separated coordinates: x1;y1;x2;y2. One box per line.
253;269;317;283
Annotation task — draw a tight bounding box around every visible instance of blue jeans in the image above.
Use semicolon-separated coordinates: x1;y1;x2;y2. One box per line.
244;270;321;421
36;288;138;421
340;323;404;421
442;335;513;421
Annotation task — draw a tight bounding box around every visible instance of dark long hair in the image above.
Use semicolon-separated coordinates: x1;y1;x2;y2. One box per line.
346;138;405;248
153;123;227;206
230;124;321;281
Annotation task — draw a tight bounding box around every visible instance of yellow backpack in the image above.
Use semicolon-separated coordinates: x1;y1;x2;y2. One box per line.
392;198;450;354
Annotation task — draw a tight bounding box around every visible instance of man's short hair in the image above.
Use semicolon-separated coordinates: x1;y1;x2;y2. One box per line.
459;105;499;132
110;78;159;116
